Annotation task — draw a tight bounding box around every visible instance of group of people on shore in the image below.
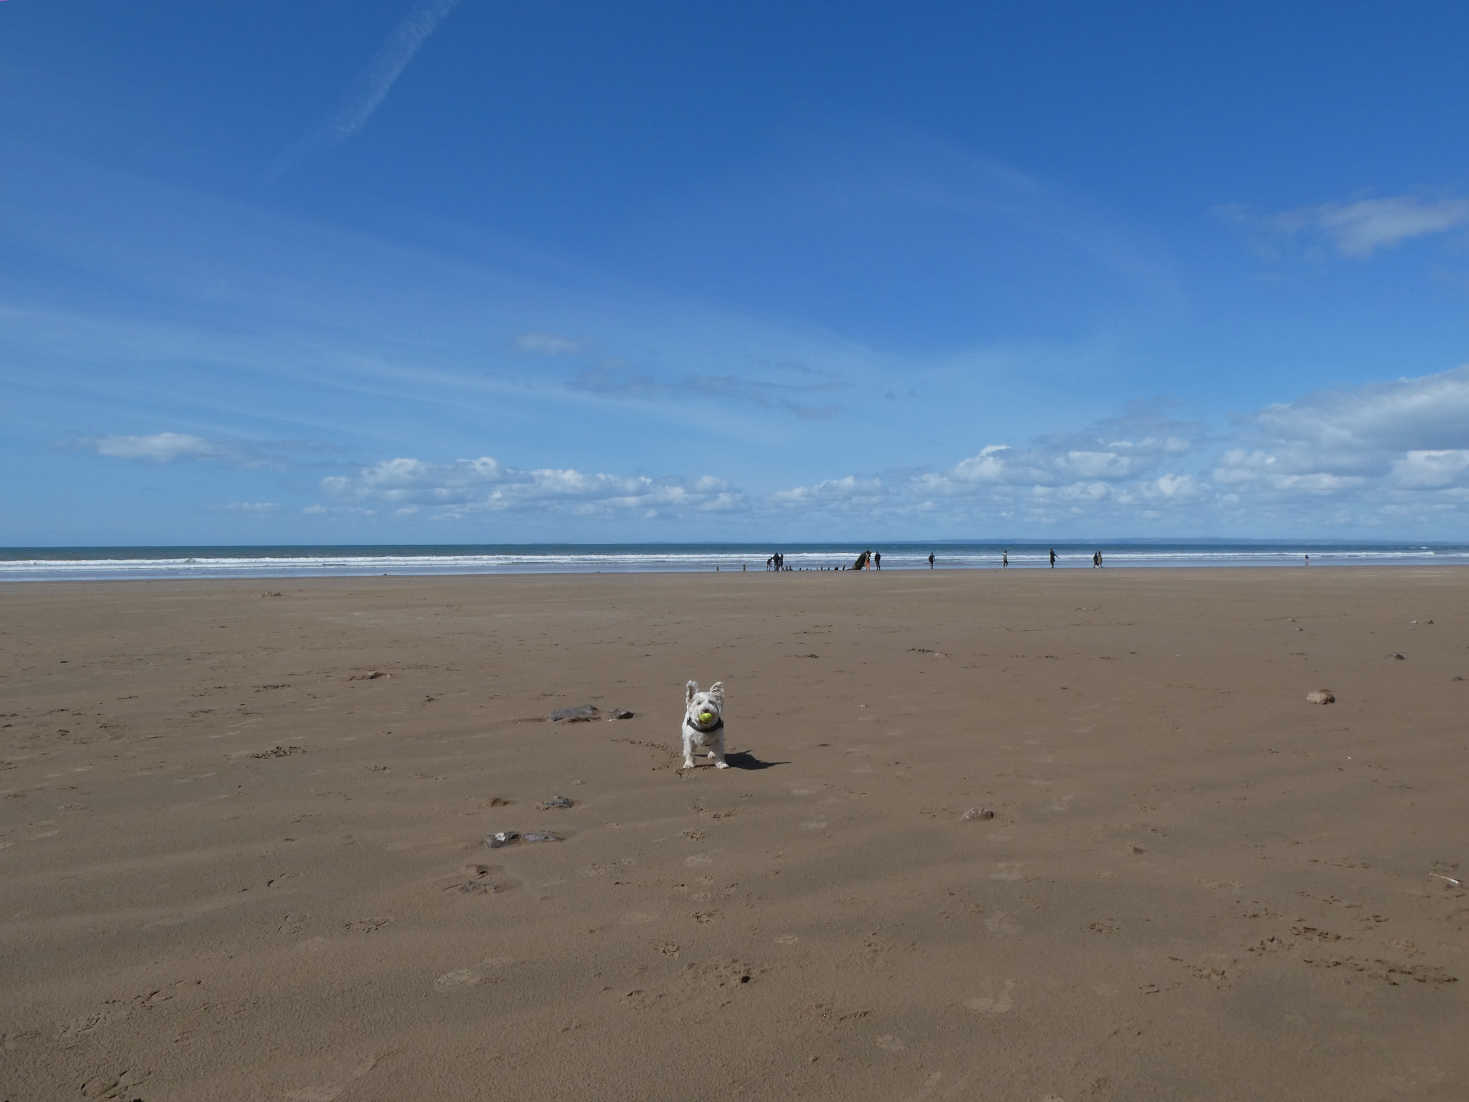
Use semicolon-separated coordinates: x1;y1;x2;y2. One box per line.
767;549;887;571
759;547;1112;571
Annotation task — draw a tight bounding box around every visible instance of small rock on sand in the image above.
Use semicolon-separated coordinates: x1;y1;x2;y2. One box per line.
961;807;996;821
251;744;306;758
609;709;635;720
487;830;563;849
1305;690;1336;705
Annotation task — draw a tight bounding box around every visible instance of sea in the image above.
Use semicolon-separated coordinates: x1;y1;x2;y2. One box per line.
2;541;1467;582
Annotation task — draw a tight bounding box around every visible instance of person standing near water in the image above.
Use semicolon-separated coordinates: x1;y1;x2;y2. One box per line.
928;552;935;569
873;551;881;570
1002;550;1008;568
1049;547;1056;568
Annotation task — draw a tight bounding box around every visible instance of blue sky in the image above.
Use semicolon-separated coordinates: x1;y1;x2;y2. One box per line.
3;0;1468;544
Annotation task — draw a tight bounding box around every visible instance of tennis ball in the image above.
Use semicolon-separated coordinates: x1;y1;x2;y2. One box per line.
699;711;715;724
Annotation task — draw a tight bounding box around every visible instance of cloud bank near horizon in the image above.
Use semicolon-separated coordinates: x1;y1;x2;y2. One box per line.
84;366;1469;535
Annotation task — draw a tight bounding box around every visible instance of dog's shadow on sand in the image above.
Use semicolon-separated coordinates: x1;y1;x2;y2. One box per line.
724;750;789;770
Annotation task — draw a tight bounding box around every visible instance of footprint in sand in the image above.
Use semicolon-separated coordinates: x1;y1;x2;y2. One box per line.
985;910;1021;936
965;979;1016;1014
285;1055;383;1101
875;1034;908;1053
81;1067;150;1099
990;861;1024;881
441;863;516;895
433;969;481;992
775;934;800;945
433;958;512;992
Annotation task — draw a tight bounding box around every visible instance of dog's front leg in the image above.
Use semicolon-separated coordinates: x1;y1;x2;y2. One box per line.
682;728;696;769
711;732;729;769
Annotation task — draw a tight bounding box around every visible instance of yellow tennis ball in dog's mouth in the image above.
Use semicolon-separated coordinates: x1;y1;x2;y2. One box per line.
698;711;715;724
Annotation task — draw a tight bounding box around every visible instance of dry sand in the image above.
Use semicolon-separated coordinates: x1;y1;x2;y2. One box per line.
2;568;1467;1101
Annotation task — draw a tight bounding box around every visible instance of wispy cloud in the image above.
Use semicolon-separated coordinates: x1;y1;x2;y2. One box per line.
81;430;332;470
271;0;462;179
570;363;848;420
1218;196;1469;258
91;432;220;463
517;332;581;356
213;501;280;514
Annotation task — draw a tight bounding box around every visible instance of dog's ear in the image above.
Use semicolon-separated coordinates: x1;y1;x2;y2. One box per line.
686;680;698;703
708;681;724;705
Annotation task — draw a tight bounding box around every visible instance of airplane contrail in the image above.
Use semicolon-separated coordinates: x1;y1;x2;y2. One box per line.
270;0;463;180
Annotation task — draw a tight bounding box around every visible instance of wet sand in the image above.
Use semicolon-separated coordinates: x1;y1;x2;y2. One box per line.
2;569;1467;1100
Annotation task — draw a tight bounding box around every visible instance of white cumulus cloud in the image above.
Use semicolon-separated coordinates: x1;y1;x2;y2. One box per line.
318;455;742;518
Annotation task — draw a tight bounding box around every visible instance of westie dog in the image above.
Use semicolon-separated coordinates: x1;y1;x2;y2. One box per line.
681;680;728;769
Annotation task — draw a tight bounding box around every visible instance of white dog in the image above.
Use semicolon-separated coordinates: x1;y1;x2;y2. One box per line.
681;680;728;769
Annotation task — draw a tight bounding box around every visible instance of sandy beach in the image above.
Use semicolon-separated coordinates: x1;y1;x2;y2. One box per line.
2;568;1467;1101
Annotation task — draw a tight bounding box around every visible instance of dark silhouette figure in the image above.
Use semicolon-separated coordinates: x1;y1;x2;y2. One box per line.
1002;550;1008;568
1049;547;1056;568
873;551;881;570
928;552;935;569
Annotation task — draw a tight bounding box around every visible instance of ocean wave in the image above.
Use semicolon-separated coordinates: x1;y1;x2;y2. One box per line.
3;543;1468;582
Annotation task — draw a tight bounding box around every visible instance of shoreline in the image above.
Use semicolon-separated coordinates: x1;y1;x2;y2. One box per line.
4;560;1469;590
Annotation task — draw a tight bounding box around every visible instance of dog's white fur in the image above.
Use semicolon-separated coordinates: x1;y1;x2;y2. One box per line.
681;680;727;769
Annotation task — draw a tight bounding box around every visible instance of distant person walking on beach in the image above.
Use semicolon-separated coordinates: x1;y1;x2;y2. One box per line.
928;552;935;569
1049;547;1056;568
873;551;881;570
1092;550;1100;568
1002;550;1008;568
1304;554;1310;566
